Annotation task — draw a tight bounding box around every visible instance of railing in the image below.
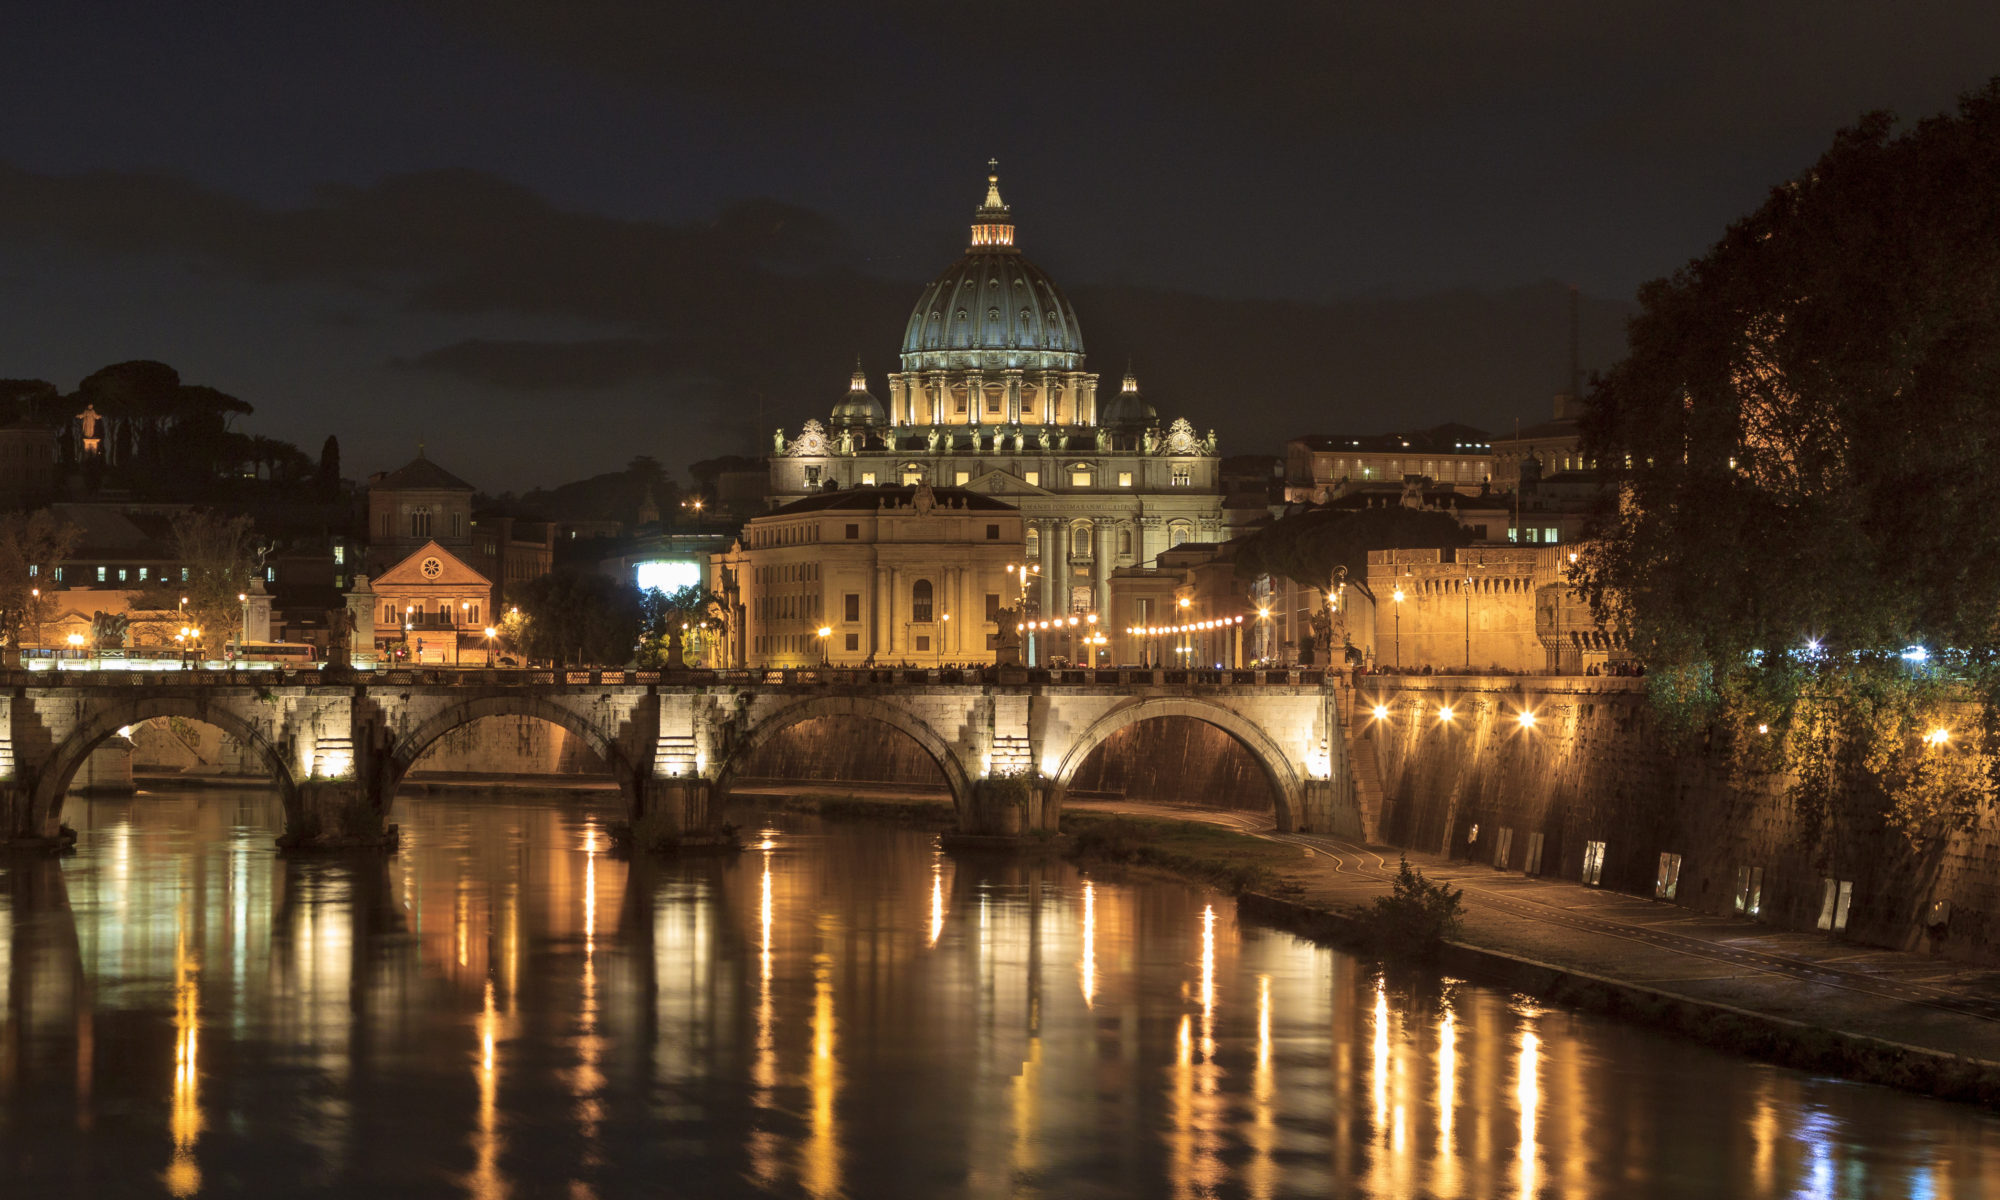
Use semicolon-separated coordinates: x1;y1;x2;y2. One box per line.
1;665;1336;690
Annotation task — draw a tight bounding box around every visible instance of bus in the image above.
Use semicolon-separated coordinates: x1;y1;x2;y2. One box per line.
233;641;321;667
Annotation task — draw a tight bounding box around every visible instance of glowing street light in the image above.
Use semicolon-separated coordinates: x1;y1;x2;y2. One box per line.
1925;727;1950;747
1437;705;1454;723
816;625;832;666
1517;710;1537;729
1372;704;1390;720
1391;586;1406;670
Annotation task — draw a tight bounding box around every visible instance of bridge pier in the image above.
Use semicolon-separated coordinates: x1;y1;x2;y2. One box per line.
958;776;1055;838
622;776;735;853
279;780;397;851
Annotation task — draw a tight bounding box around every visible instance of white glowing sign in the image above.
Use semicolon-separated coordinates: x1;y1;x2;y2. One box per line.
634;560;701;594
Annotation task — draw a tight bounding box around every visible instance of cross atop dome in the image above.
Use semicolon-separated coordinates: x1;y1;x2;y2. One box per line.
971;158;1015;248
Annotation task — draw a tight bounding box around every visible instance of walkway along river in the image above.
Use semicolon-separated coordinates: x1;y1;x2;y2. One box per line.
3;788;1998;1197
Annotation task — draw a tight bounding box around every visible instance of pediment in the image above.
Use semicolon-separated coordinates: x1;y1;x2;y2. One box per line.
374;541;490;588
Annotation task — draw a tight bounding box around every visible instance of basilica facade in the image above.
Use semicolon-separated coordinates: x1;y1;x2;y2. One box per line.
767;164;1225;621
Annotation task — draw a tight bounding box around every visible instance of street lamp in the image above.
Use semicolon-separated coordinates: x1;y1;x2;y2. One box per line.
1391;587;1405;670
484;625;498;664
816;625;832;666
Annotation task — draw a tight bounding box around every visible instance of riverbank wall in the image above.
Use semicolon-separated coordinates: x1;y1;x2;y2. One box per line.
1348;675;2000;962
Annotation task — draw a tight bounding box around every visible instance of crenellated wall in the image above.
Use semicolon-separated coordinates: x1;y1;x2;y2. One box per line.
1356;675;2000;961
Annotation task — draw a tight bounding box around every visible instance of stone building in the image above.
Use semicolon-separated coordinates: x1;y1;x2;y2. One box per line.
364;450;476;577
1284;425;1494;503
1364;545;1615;674
363;540;495;665
1489;393;1587;492
766;165;1225;622
710;484;1024;668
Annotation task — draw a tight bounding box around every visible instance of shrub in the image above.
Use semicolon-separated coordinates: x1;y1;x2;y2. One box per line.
1368;856;1464;958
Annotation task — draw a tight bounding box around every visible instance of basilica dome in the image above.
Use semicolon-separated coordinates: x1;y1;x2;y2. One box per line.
899;166;1086;373
829;361;887;429
1100;369;1158;429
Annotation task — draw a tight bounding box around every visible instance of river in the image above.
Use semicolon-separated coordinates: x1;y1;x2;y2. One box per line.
1;788;1996;1198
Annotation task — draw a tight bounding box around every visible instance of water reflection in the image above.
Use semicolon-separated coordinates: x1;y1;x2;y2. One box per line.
1;790;1999;1197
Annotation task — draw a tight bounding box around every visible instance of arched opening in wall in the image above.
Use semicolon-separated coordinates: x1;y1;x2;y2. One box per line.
388;713;624;848
398;714;615;795
1065;716;1277;815
58;712;297;842
723;715;951;802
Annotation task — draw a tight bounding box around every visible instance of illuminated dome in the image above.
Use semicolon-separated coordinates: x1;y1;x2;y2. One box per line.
899;163;1086;373
829;361;887;429
1099;369;1158;429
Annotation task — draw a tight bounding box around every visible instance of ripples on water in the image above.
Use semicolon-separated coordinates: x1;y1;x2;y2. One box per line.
1;789;1996;1197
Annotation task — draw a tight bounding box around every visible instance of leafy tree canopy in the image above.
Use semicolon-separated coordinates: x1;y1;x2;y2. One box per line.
1233;505;1468;594
513;569;644;667
638;584;725;668
1577;79;2000;839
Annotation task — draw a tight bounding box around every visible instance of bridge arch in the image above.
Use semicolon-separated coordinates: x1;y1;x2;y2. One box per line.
1049;697;1303;832
31;695;302;834
387;695;644;814
715;695;972;815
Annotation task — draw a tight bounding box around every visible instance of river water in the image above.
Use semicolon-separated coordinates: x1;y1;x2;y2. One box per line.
2;789;1997;1198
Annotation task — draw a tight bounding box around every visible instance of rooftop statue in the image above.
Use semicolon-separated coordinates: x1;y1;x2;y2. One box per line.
1037;427;1052;451
773;428;787;454
927;426;941;453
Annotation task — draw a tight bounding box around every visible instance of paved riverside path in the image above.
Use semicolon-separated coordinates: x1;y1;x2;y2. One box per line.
1070;800;2000;1071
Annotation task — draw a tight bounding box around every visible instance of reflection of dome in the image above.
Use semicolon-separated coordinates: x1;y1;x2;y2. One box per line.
830;361;887;429
1100;369;1157;428
899;163;1085;372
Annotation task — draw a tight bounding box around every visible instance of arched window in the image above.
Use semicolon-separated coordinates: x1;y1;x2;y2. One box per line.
912;579;934;623
1025;527;1040;559
1071;520;1094;560
1118;528;1132;556
1168;520;1193;547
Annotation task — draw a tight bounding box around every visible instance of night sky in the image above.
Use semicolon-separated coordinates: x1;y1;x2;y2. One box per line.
3;2;1994;488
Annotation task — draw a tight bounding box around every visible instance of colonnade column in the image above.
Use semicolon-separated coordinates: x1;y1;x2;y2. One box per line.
1053;521;1071;616
1004;371;1023;425
873;564;891;661
967;370;984;426
1093;517;1115;626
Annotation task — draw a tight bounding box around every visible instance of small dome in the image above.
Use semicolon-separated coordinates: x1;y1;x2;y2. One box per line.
1100;369;1158;428
899;162;1086;373
830;361;887;429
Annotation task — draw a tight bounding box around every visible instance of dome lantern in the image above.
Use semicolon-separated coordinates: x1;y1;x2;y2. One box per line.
971;158;1015;249
1100;367;1158;429
829;358;888;430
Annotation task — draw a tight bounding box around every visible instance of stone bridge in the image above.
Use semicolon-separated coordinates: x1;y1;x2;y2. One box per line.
0;666;1351;850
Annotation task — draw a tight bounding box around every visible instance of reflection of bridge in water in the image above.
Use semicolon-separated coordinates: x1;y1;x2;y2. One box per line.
0;667;1354;849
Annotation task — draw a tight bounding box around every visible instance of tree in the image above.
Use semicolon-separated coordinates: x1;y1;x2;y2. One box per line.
0;512;78;666
1233;505;1468;595
513;570;644;667
318;435;341;498
130;511;257;656
638;585;725;668
1577;80;2000;838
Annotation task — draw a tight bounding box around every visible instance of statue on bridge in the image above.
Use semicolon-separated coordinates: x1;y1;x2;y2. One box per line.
992;604;1024;666
326;607;356;669
89;611;130;652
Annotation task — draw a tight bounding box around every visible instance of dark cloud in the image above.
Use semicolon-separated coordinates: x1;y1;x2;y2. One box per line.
0;160;1628;465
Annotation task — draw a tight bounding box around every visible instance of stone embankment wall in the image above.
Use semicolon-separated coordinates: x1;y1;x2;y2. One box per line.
732;715;1274;811
1352;675;2000;961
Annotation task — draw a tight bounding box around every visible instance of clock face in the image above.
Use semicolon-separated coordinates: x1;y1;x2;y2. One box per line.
420;557;444;580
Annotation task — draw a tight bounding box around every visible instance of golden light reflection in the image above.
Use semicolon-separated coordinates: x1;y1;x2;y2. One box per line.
929;857;945;947
1372;978;1389;1133
571;826;605;1181
1079;881;1096;1007
1246;974;1275;1200
1517;1016;1541;1200
165;927;202;1198
1169;908;1225;1199
748;852;779;1188
467;977;506;1200
801;927;840;1199
1436;1004;1458;1197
